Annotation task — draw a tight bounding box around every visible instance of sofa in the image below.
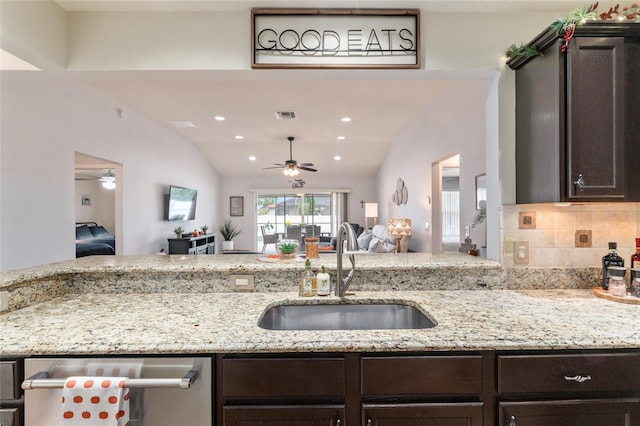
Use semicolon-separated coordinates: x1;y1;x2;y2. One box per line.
320;223;410;253
75;222;116;257
356;224;411;253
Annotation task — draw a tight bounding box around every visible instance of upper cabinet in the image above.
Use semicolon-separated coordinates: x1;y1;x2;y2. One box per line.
510;23;640;203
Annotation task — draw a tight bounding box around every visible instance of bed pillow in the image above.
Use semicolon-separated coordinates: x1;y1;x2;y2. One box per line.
75;225;93;240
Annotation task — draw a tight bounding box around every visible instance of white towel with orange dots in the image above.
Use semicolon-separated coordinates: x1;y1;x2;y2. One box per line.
60;376;130;425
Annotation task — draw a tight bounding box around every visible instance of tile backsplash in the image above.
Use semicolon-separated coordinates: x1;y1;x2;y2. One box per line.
501;203;640;267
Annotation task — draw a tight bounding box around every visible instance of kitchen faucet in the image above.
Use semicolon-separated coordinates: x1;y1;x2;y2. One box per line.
336;222;358;297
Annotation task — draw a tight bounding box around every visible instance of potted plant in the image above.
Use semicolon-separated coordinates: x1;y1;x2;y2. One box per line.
173;226;184;238
219;218;241;251
201;224;209;235
277;240;299;259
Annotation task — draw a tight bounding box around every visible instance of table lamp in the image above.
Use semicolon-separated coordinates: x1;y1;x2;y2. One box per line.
387;218;412;253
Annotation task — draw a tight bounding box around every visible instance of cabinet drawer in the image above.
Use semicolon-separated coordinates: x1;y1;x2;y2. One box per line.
222;358;345;398
0;408;21;426
499;398;640;426
361;355;483;396
498;353;640;394
223;405;345;426
0;361;21;400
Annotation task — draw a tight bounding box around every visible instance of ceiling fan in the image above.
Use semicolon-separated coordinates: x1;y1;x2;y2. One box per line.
263;136;317;176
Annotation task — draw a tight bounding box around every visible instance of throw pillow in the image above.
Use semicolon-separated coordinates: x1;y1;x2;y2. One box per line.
357;232;373;250
368;238;379;253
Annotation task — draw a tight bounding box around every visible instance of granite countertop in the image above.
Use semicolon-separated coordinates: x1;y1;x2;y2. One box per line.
2;289;639;356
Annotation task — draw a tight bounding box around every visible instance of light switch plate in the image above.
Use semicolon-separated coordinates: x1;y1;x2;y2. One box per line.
0;291;8;312
230;274;255;291
514;241;529;264
503;238;515;257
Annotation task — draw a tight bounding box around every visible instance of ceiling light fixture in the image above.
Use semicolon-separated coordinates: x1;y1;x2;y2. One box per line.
249;155;256;161
337;136;345;140
214;115;225;121
100;170;116;190
235;135;243;140
334;155;341;161
341;117;351;122
283;167;300;177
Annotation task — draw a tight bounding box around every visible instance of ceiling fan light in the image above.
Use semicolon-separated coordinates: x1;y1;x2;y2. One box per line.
283;168;299;177
100;170;116;189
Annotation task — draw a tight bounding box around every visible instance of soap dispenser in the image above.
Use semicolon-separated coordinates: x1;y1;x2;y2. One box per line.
299;258;315;297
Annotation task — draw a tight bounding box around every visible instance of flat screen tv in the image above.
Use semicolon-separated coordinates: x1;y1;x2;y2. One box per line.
167;185;197;221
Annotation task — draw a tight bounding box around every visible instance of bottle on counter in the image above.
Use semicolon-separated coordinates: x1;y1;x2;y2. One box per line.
316;265;331;296
607;266;627;297
299;258;315;297
602;242;624;290
631;238;640;269
630;268;640;298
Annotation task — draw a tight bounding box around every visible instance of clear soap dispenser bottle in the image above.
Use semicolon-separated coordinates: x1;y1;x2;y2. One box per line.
299;258;315;297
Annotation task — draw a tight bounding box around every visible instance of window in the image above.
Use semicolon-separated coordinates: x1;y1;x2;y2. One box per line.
257;193;332;246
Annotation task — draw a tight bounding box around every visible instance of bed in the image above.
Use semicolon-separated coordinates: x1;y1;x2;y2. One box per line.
75;222;116;258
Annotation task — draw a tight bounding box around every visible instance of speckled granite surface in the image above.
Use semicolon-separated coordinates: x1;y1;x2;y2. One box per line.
1;290;639;356
0;253;601;312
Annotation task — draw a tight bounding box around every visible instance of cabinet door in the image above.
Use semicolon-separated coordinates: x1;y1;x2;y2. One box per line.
500;398;639;426
0;408;20;426
363;403;484;426
223;405;345;426
566;37;626;200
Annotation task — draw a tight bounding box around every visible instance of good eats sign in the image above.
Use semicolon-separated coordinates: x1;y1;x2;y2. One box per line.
251;9;420;68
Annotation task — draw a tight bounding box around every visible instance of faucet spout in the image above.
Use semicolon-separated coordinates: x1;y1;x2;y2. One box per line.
336;222;358;297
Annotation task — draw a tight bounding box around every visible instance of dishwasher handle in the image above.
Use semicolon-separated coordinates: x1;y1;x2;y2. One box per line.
22;366;199;390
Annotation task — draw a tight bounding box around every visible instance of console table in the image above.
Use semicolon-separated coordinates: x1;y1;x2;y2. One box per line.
168;234;216;255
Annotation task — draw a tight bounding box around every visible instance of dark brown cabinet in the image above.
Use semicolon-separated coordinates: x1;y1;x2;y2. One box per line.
364;403;484;426
512;23;640;203
497;352;640;426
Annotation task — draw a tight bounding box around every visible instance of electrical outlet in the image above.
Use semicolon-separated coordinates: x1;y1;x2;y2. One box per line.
230;275;255;291
0;291;8;312
514;241;529;264
504;238;515;256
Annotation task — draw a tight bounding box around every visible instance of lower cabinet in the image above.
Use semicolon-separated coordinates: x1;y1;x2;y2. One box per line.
499;399;640;426
223;405;345;426
363;403;484;426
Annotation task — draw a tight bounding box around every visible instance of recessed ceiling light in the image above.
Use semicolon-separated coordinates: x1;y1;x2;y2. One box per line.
341;117;351;122
235;135;244;140
249;155;256;161
169;120;197;128
334;155;342;161
214;115;225;121
337;136;345;140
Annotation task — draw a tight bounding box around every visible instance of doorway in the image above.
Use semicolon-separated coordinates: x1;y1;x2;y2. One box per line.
432;154;460;253
74;152;122;254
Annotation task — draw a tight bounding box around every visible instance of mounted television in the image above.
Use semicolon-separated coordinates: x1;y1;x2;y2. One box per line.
167;185;198;221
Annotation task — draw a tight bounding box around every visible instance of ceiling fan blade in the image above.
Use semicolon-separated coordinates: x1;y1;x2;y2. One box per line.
262;166;284;170
298;166;317;172
299;162;314;167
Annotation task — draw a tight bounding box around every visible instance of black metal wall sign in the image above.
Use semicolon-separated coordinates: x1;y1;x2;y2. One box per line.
251;9;420;69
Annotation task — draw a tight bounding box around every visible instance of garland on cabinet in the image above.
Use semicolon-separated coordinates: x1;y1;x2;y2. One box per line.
505;2;640;61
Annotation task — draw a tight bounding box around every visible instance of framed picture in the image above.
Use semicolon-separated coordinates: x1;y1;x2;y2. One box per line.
230;196;244;216
475;174;487;210
81;194;91;206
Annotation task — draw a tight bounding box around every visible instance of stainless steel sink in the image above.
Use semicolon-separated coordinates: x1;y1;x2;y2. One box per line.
258;302;436;330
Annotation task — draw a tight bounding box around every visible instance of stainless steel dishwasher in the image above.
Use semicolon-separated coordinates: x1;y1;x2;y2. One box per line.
22;357;211;425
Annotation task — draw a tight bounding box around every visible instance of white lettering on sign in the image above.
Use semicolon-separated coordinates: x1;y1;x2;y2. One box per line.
252;10;420;68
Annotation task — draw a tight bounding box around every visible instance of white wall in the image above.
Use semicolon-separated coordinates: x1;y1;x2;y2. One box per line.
222;176;376;251
0;78;221;271
376;80;486;253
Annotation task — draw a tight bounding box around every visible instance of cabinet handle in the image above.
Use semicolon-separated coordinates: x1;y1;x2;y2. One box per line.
564;374;592;383
507;415;516;426
573;173;585;191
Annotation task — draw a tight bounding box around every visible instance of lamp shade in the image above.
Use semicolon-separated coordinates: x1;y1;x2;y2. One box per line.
365;202;378;218
387;218;412;236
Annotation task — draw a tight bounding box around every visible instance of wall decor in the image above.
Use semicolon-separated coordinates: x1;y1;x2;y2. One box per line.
393;178;408;205
81;194;91;206
475;174;487;210
230;196;244;217
252;9;420;69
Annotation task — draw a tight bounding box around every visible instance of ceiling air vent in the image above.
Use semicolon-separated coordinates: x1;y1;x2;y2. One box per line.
275;111;297;120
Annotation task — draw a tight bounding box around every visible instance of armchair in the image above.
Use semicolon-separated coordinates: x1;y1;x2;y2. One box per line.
260;225;281;253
